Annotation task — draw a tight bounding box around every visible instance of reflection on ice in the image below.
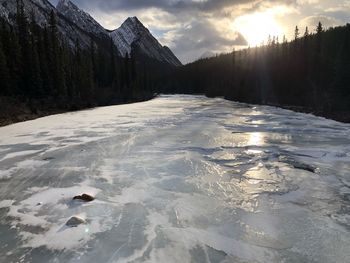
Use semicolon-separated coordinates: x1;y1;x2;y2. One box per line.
247;132;264;146
0;95;350;263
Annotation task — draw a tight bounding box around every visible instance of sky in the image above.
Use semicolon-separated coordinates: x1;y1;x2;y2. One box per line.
50;0;350;64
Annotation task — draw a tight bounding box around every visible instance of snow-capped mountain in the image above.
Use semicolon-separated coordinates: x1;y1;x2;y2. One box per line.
0;0;92;48
56;0;106;38
0;0;53;25
56;0;181;66
110;17;182;66
0;0;181;66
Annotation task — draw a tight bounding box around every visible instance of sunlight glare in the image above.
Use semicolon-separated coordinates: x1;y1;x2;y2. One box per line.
248;132;264;146
234;11;283;47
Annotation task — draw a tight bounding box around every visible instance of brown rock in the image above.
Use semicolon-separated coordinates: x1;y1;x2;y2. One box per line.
66;216;86;227
73;194;95;202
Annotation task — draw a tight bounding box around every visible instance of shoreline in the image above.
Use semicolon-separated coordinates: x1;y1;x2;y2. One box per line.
0;95;156;128
1;95;349;128
270;104;350;124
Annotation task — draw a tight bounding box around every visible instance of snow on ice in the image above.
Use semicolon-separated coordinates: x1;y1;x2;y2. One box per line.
0;95;350;262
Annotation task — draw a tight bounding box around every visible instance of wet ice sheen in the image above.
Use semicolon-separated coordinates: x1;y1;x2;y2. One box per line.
0;95;350;263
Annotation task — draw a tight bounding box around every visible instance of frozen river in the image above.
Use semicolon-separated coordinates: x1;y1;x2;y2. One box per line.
0;95;350;263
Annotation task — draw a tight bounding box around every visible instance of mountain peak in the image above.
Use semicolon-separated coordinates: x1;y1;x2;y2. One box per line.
126;16;139;23
110;17;182;66
121;16;148;35
124;16;143;26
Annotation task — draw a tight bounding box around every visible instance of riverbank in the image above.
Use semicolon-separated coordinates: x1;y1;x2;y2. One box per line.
269;104;350;124
0;97;57;127
0;94;156;127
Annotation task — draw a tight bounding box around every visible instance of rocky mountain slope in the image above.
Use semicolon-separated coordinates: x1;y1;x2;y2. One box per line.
56;0;106;38
110;17;182;66
0;0;92;47
0;0;181;66
56;0;181;66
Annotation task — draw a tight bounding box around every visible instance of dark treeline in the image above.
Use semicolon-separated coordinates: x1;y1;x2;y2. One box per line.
162;23;350;122
0;0;166;118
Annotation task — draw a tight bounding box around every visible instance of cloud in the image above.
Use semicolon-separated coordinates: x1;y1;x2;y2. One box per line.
296;0;319;4
163;18;247;63
299;15;344;30
50;0;350;63
70;0;257;13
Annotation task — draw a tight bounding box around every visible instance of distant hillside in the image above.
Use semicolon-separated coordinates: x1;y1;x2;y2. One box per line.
161;23;350;122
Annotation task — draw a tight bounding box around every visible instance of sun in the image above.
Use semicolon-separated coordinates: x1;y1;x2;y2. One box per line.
233;11;284;47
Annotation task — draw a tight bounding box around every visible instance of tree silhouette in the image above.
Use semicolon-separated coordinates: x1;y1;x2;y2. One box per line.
160;23;350;122
294;26;300;40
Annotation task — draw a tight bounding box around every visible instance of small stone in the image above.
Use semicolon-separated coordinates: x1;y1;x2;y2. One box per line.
66;216;86;227
73;194;95;202
36;202;43;206
292;163;317;173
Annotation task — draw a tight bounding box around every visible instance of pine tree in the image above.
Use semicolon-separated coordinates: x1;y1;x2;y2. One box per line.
30;12;43;98
42;26;53;96
294;26;300;40
130;48;138;98
16;0;34;96
109;37;117;91
48;10;65;98
7;28;21;95
316;22;323;34
0;40;10;95
316;22;323;54
282;35;287;44
74;38;82;99
90;37;97;84
81;43;94;102
124;52;130;96
131;49;137;83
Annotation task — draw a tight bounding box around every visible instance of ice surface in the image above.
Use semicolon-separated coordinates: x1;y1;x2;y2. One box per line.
0;95;350;262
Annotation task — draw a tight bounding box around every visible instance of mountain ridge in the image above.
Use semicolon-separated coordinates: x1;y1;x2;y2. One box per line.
0;0;181;66
55;0;182;66
56;0;106;37
0;0;93;48
110;16;182;66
